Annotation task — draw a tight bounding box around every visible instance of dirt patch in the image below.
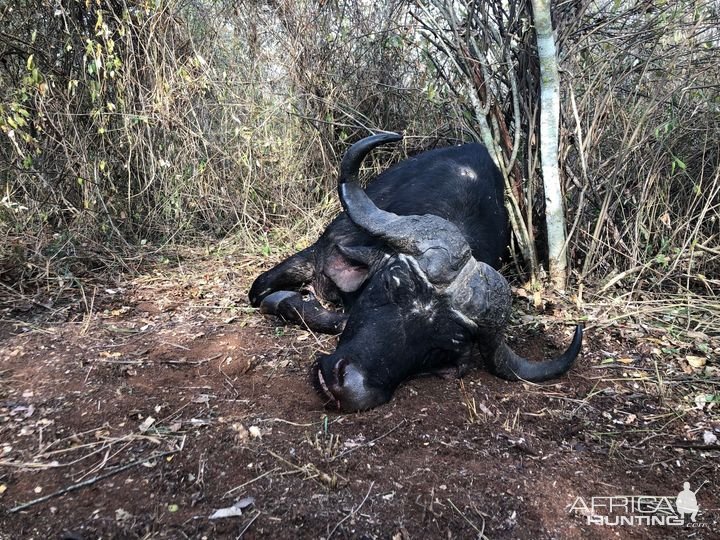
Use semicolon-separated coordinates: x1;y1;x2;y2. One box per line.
1;255;718;539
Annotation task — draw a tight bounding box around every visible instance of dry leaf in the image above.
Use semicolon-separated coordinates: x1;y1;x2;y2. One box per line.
209;497;255;519
232;423;249;444
686;355;706;368
139;416;156;433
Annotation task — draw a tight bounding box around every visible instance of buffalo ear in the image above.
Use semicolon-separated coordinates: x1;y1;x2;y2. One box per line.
336;245;380;267
324;248;371;292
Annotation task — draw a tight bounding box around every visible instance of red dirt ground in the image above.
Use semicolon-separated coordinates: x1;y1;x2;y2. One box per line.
1;253;718;539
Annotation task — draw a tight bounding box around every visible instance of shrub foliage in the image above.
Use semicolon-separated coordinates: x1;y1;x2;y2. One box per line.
1;1;718;327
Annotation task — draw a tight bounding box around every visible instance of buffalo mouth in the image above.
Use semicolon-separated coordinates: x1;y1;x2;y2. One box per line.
310;360;341;410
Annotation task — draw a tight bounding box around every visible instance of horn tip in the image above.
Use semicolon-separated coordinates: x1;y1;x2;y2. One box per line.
571;323;584;351
379;130;403;141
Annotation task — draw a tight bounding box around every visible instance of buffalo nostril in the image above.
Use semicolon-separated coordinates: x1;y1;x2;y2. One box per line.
333;357;349;386
309;356;342;409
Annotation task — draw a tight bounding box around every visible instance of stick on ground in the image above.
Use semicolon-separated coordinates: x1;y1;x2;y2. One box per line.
8;448;181;514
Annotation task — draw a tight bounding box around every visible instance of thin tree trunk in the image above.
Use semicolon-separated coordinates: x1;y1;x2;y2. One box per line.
531;0;568;289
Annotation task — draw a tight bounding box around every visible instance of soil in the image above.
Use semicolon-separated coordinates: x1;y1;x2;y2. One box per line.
1;253;718;539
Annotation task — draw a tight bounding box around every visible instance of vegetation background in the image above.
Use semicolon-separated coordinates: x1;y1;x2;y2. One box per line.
1;0;718;337
1;3;719;537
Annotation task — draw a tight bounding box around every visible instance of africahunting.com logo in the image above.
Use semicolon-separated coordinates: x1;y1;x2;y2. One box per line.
570;481;708;527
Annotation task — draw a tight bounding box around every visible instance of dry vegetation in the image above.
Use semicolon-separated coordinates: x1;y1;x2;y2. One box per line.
1;1;718;326
1;1;719;536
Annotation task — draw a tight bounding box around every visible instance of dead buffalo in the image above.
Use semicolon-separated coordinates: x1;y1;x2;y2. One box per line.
249;132;582;411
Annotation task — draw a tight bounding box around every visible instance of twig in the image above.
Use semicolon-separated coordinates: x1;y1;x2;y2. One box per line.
447;498;487;539
236;511;261;539
0;282;53;310
224;467;281;497
327;481;374;539
219;365;239;398
668;442;720;451
83;363;94;384
159;341;191;351
258;417;315;427
188;304;237;310
95;359;145;365
159;359;208;366
331;419;407;461
0;461;62;470
8;447;181;513
93;359;208;366
267;450;337;488
79;285;97;336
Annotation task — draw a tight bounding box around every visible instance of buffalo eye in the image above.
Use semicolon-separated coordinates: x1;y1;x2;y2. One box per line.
383;270;406;298
383;272;394;293
382;267;418;303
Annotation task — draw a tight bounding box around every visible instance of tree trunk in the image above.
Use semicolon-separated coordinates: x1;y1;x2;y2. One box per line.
531;0;568;289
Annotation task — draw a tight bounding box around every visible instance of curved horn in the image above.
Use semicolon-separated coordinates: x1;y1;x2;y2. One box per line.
488;325;583;382
450;262;582;381
338;132;403;237
339;132;404;185
338;132;472;283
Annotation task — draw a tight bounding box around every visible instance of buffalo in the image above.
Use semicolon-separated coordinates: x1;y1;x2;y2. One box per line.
249;132;582;411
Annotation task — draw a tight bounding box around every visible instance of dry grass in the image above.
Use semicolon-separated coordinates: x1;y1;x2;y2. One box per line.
1;1;719;345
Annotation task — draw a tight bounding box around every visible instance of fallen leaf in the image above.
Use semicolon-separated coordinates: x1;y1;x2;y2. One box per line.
232;423;249;444
139;416;156;433
478;403;494;417
115;508;132;523
686;355;706;368
209;497;255;520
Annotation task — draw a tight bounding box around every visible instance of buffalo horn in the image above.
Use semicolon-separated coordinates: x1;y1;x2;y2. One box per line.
488;325;584;382
338;132;403;238
338;133;471;283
